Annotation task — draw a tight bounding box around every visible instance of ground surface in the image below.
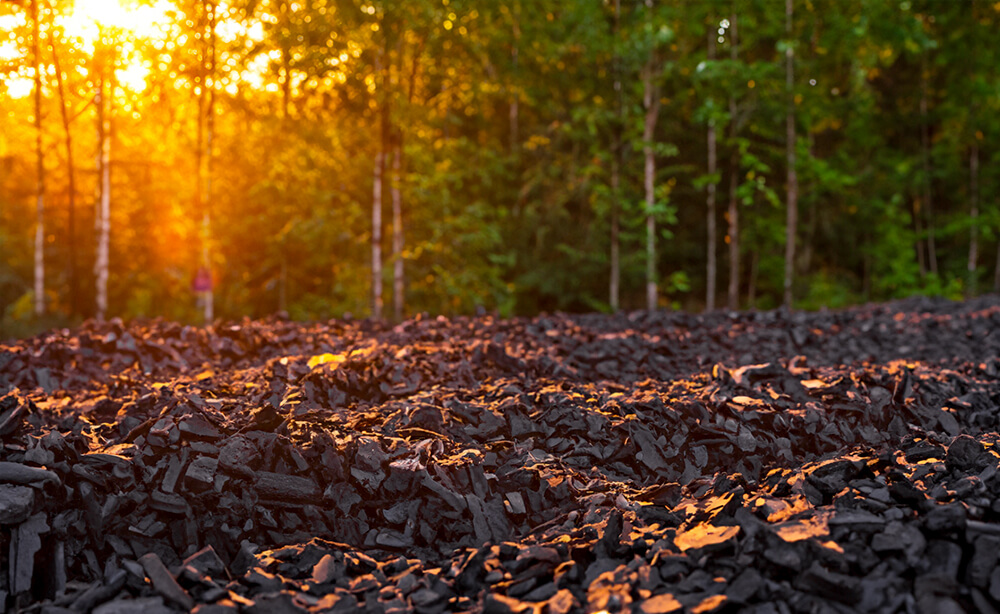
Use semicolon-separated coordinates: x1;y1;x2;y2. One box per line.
3;297;1000;613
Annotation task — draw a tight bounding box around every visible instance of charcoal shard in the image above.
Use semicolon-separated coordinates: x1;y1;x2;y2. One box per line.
3;299;1000;610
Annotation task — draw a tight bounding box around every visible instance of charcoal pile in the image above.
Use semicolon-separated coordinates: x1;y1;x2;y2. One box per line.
2;296;1000;613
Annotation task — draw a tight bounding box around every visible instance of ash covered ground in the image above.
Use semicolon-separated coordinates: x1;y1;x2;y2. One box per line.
3;297;1000;613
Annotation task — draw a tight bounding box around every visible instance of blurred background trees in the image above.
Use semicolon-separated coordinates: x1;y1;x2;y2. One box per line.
1;0;998;335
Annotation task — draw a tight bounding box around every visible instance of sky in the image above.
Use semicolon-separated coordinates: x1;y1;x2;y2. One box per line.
1;0;269;100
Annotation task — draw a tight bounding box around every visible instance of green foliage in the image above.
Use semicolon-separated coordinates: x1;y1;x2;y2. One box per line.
0;0;998;328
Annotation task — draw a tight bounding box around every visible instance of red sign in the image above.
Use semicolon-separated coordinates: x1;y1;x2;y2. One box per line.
193;268;212;292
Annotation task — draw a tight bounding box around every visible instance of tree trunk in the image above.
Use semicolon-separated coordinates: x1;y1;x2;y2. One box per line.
372;148;384;319
202;0;216;322
95;38;113;321
609;0;621;312
705;29;717;311
994;235;1000;293
783;0;797;310
279;2;291;121
509;2;519;152
727;160;739;310
371;28;392;321
31;0;45;317
390;40;421;323
800;135;817;274
863;242;871;300
920;60;938;275
914;197;925;276
610;137;621;312
967;141;979;298
727;10;740;311
643;77;658;312
50;25;78;317
642;0;660;312
279;256;287;312
391;142;403;322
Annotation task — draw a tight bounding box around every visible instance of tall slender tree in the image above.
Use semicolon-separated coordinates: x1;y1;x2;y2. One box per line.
642;0;662;312
726;10;740;311
391;141;403;322
49;15;78;317
94;34;113;321
391;38;422;323
609;0;622;312
994;234;1000;293
372;146;384;319
200;0;217;322
783;0;797;309
31;0;45;317
705;25;717;311
920;57;938;276
509;1;520;151
967;141;978;298
372;39;387;320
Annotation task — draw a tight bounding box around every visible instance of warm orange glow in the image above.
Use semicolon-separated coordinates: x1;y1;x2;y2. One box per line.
59;0;172;47
0;10;31;98
57;0;175;92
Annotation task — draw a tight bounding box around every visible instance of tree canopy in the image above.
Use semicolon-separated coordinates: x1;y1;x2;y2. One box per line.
1;0;998;335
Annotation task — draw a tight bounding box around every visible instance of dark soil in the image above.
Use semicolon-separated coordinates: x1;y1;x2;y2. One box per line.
3;296;1000;613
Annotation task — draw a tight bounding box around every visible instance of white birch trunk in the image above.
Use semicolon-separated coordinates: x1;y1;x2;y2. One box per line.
95;109;111;321
920;61;938;275
391;144;403;322
642;0;661;312
705;29;717;311
609;0;621;312
727;10;740;311
95;43;112;321
32;0;44;317
509;2;520;151
372;150;384;319
783;0;797;310
994;234;1000;293
643;65;660;312
202;0;216;322
610;141;620;312
968;141;979;298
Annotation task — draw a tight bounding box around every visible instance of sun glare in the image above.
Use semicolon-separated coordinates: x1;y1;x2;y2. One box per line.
2;0;176;98
59;0;173;50
56;0;174;93
3;0;277;100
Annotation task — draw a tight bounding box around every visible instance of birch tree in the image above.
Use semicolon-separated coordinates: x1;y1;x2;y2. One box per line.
390;141;402;321
372;46;386;320
31;0;45;317
642;0;662;312
199;0;217;322
726;10;740;310
94;36;113;321
967;141;978;298
919;49;938;276
49;16;78;317
783;0;797;309
609;0;622;312
705;26;717;311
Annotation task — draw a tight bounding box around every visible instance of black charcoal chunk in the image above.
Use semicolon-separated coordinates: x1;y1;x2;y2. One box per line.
182;545;227;579
946;434;989;472
139;552;195;610
0;484;34;525
11;512;48;594
92;596;175;614
219;436;260;477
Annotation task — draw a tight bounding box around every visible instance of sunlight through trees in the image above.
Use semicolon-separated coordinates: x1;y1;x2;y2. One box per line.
1;0;998;335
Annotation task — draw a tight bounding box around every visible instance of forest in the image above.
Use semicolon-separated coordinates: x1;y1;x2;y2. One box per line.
0;0;998;335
